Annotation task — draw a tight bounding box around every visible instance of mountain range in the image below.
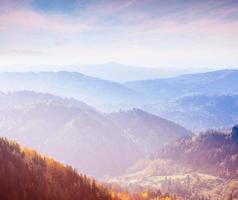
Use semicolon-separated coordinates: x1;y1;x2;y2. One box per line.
0;69;238;199
0;69;238;131
74;62;215;82
0;91;190;178
0;71;144;108
125;69;238;102
156;94;238;131
75;62;191;82
125;69;238;131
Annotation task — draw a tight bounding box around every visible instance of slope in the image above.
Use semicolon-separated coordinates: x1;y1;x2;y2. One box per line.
0;71;144;108
0;91;190;178
0;137;111;200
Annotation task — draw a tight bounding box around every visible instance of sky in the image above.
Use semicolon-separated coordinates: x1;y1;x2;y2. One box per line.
0;0;238;71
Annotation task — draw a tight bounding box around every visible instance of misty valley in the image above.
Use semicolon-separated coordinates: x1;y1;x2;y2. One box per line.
1;0;238;199
0;70;238;200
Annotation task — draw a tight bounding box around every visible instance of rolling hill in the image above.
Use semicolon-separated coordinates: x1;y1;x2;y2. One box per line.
108;109;190;154
0;91;190;178
109;126;238;200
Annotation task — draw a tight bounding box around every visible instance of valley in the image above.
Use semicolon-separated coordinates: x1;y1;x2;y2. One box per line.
1;0;238;199
108;127;238;199
0;70;237;199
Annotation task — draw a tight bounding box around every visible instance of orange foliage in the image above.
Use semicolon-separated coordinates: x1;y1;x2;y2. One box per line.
141;191;149;199
109;187;178;200
0;137;111;200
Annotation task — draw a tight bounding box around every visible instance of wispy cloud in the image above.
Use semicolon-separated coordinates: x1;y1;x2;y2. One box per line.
0;0;238;69
0;9;89;33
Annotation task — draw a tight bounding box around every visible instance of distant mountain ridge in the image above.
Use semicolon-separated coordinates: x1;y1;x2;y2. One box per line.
157;94;238;131
125;69;238;101
125;69;238;131
76;62;170;82
1;69;238;131
75;62;216;82
0;71;144;108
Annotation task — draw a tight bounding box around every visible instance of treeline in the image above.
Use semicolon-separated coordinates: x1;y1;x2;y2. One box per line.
158;125;238;178
0;137;111;200
106;182;181;200
0;137;178;200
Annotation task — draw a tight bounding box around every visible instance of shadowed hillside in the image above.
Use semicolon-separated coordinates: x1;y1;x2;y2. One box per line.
158;126;238;178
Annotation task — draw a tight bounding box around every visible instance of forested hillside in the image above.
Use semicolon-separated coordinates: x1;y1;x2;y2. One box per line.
0;137;177;200
0;137;111;200
110;126;238;200
158;125;238;178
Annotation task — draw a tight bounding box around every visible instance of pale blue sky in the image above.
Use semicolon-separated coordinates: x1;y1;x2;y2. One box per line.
0;0;238;70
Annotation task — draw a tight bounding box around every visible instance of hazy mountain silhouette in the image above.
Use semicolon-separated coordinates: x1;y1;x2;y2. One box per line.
0;71;144;108
0;91;190;178
126;69;238;130
76;62;170;82
126;69;238;101
157;94;238;131
1;69;238;131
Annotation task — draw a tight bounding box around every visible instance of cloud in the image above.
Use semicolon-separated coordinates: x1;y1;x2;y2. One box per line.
0;0;238;68
7;49;45;55
0;9;90;33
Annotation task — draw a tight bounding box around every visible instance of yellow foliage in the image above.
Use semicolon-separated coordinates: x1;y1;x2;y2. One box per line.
160;197;172;200
111;192;116;199
118;192;131;200
141;191;149;199
111;191;131;200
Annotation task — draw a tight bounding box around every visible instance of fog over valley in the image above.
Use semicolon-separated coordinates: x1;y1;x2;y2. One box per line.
1;0;238;199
